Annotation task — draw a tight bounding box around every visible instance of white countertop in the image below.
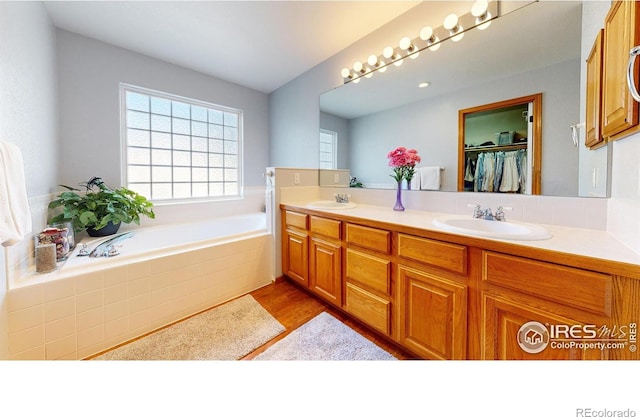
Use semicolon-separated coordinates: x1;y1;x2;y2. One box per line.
282;201;640;269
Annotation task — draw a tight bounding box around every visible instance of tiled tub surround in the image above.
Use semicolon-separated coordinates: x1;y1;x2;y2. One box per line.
6;212;271;360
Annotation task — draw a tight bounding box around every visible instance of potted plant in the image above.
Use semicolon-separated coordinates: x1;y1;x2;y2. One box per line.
48;177;155;237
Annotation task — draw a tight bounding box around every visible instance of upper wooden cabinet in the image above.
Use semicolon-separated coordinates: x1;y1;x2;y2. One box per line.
585;29;604;148
601;0;640;141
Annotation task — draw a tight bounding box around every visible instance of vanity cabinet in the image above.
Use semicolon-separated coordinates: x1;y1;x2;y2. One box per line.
283;211;308;286
344;224;393;336
396;234;469;360
600;0;640;141
280;204;639;360
480;251;613;360
309;216;342;307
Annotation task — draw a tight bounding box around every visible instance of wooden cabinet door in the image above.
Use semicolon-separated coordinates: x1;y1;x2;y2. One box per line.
284;230;308;286
585;29;604;148
482;294;606;360
309;237;341;306
398;266;467;360
602;0;639;139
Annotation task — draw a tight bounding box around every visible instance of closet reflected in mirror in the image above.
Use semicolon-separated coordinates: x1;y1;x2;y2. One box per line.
458;93;542;195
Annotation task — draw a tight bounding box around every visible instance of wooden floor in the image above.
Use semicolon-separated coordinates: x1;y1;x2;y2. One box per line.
242;278;417;360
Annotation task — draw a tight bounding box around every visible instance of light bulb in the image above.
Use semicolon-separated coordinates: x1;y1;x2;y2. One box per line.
382;46;394;59
409;51;420;59
444;14;463;42
340;68;351;78
418;82;430;88
420;26;440;52
472;0;491;30
352;77;360;84
367;54;378;66
393;58;404;67
471;0;488;17
353;61;363;72
443;14;459;30
399;37;412;50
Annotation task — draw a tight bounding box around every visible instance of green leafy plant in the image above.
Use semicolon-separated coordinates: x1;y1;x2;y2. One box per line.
48;177;155;233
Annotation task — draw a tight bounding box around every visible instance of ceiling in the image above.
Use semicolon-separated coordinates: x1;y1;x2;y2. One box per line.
43;0;421;94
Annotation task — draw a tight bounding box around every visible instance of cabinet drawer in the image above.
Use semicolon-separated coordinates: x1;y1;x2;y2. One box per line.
346;249;391;295
346;223;390;254
285;210;308;230
345;282;391;335
398;234;467;275
310;216;341;240
482;251;612;316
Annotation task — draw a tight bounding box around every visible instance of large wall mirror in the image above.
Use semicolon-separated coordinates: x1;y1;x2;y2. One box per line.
319;1;609;197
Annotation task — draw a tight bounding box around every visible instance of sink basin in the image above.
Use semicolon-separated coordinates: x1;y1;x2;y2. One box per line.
306;200;357;210
432;215;552;241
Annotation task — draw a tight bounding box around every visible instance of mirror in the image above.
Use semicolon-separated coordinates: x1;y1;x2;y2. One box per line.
319;1;604;197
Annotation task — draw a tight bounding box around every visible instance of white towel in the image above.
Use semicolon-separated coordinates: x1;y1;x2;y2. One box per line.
419;166;441;190
408;174;420;190
0;141;32;246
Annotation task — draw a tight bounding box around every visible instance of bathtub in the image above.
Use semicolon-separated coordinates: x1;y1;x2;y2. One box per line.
6;212;274;360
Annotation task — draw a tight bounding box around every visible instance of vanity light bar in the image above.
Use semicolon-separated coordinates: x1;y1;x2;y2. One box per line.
341;0;500;84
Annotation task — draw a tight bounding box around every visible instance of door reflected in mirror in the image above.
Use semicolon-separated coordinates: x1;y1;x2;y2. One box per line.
458;94;542;195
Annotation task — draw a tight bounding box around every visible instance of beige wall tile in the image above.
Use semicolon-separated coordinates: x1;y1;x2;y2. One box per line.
44;296;75;323
103;265;128;287
7;285;44;312
104;300;128;323
128;260;150;280
8;305;43;333
104;282;127;305
76;289;104;314
128;276;149;298
9;345;45;360
44;278;75;303
8;325;44;355
45;335;76;360
75;271;104;295
77;325;104;351
128;293;150;314
76;307;104;332
45;315;76;342
149;270;172;292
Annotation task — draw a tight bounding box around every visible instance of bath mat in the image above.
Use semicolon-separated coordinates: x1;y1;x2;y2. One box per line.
253;312;396;360
93;295;285;360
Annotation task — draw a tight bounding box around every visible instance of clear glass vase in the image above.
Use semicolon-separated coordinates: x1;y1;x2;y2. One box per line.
393;180;405;211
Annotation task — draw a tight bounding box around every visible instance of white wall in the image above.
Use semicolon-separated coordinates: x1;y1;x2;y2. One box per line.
0;1;60;359
347;59;580;195
56;29;270;189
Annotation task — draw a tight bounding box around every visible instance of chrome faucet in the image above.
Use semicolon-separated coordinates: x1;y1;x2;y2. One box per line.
334;193;350;203
494;206;506;221
86;232;135;257
472;205;506;221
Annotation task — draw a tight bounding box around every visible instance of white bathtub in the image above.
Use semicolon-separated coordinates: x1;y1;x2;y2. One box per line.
6;212;273;359
57;212;270;277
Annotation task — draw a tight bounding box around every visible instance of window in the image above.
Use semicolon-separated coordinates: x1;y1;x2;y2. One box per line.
121;84;242;201
319;129;337;169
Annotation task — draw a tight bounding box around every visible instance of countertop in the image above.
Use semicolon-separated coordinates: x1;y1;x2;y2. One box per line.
281;201;640;275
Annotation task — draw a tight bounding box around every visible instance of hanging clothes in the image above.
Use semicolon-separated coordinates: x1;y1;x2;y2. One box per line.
468;148;527;193
499;151;520;192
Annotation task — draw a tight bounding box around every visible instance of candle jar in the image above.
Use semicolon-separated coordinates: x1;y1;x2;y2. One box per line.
34;237;57;273
49;221;75;250
37;227;70;262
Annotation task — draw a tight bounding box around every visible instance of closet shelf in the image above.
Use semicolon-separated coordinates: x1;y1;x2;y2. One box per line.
464;143;528;153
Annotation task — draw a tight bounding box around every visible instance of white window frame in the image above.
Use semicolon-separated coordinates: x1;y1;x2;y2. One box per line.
319;129;338;169
120;83;243;203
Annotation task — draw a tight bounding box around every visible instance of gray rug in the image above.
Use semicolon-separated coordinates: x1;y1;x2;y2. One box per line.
254;312;397;360
93;295;285;360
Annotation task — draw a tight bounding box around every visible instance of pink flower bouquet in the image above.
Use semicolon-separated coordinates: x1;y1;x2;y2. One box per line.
387;147;421;183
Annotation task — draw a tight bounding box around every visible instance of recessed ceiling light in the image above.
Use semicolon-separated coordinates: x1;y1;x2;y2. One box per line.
418;82;431;88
